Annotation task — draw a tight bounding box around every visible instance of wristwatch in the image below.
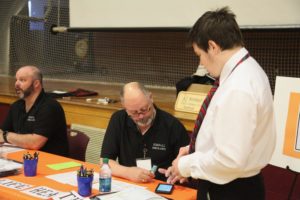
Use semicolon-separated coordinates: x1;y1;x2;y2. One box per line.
3;130;9;143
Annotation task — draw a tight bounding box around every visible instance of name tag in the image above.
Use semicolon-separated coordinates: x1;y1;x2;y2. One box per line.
136;158;151;170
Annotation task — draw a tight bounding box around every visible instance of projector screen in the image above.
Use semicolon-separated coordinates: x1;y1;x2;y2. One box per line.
70;0;300;29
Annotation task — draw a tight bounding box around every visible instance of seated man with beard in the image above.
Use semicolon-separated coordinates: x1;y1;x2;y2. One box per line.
0;65;69;157
100;82;190;183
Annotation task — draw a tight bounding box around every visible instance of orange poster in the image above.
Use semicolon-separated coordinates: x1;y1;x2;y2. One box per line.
283;92;300;158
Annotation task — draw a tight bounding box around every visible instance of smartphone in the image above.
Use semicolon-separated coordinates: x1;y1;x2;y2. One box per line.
155;183;174;194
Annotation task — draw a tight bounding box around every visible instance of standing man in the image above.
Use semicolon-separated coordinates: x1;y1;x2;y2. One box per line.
160;7;276;200
0;66;69;157
101;82;190;183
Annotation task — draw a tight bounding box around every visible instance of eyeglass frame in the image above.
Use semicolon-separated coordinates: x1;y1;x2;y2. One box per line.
126;104;152;118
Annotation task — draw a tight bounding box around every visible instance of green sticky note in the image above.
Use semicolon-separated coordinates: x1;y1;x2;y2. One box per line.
47;161;81;170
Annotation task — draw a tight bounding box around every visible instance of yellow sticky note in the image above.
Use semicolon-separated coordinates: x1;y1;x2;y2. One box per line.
47;161;81;170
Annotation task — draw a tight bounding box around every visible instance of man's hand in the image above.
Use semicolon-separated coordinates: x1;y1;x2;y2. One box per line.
0;129;4;143
158;167;188;184
177;146;189;157
126;166;155;183
158;146;190;184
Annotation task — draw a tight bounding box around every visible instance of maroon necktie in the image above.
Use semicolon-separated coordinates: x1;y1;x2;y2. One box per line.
189;79;219;153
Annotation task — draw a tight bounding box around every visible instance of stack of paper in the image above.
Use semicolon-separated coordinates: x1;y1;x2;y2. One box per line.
96;187;167;200
0;158;22;177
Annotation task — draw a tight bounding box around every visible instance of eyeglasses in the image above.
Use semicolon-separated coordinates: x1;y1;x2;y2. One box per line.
127;105;152;117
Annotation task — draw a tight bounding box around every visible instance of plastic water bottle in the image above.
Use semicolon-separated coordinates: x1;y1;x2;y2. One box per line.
99;158;112;192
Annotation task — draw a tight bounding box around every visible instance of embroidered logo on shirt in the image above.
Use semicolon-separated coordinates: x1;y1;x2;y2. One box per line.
152;143;166;151
27;116;36;122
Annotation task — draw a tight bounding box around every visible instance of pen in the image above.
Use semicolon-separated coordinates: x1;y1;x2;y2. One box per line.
86;168;94;177
33;152;39;159
78;165;94;177
23;152;32;160
79;165;84;177
23;152;39;160
89;191;118;199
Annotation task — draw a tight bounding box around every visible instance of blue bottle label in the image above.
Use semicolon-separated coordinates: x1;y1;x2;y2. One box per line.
99;177;111;192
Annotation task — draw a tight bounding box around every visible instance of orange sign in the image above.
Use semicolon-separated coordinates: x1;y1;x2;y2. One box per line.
283;92;300;158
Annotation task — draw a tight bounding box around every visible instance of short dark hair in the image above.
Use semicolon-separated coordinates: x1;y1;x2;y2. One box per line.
187;7;244;52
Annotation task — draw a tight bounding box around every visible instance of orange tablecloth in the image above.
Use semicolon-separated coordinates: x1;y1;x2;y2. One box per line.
0;150;196;200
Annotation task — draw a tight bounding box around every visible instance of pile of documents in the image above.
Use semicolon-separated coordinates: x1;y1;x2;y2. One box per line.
0;158;22;177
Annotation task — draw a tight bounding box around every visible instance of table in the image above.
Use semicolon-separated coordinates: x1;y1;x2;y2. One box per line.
0;149;197;200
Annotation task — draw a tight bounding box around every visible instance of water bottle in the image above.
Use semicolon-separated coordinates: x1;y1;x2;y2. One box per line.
99;158;112;192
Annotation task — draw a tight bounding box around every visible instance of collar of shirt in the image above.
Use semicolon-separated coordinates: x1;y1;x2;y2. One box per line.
19;89;46;114
220;47;249;85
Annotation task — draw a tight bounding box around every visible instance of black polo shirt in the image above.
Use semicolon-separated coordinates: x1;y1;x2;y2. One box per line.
101;106;190;181
1;89;69;157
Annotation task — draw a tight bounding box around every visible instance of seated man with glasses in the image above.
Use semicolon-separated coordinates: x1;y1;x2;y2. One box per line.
100;82;190;183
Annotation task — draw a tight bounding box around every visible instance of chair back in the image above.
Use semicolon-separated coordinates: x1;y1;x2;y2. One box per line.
67;129;90;161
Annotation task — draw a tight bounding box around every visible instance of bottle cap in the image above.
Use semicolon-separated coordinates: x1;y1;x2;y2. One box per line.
103;158;109;164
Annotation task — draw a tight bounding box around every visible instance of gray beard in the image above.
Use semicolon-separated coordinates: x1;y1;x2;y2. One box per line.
17;83;34;99
136;108;156;127
137;117;153;127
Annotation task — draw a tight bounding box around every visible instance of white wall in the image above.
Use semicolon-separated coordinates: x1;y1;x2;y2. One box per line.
70;0;300;29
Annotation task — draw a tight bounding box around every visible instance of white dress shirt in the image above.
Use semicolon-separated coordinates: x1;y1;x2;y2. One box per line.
179;48;276;184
